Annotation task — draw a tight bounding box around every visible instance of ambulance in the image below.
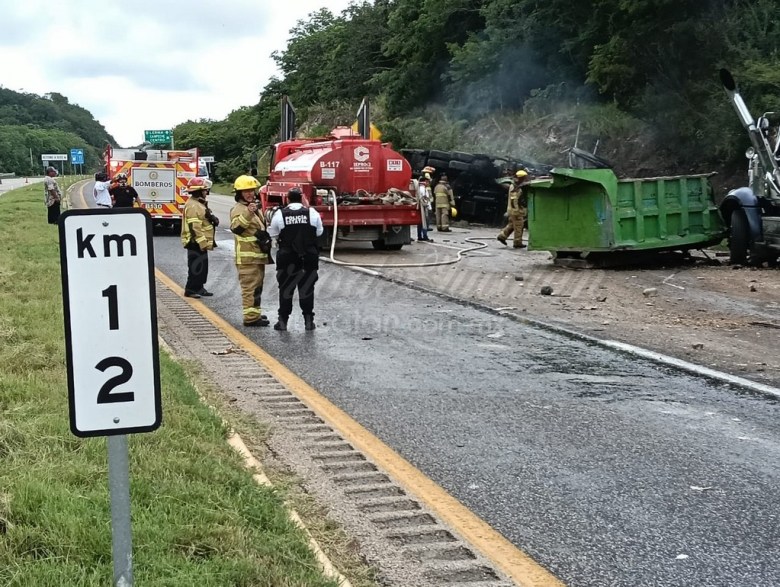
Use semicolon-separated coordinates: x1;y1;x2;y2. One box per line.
104;145;200;230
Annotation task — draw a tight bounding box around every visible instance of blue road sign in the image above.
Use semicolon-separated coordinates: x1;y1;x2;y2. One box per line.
70;148;85;165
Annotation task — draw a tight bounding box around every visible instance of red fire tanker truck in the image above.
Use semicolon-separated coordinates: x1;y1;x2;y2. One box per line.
260;97;420;250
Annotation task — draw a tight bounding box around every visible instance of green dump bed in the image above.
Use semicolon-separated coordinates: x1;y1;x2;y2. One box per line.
527;168;726;260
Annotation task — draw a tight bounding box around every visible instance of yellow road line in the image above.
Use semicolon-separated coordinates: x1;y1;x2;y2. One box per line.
155;268;565;587
66;180;91;210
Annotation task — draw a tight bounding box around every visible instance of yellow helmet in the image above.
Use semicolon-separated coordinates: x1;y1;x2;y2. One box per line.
515;170;528;178
233;174;260;191
451;207;458;218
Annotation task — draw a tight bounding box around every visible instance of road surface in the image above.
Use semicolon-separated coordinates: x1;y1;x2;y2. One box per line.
74;186;780;586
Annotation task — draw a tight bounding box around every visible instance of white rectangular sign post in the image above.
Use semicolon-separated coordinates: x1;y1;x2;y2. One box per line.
59;208;161;587
42;153;68;161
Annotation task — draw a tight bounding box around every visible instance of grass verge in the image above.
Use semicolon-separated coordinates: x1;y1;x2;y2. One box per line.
0;183;340;586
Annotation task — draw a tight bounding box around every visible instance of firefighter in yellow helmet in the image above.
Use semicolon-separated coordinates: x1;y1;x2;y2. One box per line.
230;175;272;326
497;169;529;248
433;174;456;232
181;177;217;297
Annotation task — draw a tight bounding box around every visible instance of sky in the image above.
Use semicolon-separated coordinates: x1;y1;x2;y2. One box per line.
0;0;355;148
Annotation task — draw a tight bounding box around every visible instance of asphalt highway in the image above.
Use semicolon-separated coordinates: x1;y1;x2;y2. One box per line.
91;190;780;586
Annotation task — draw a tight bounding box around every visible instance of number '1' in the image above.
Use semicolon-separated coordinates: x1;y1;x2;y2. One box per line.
102;285;119;330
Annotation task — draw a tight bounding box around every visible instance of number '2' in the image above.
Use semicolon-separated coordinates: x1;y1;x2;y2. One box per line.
96;357;135;403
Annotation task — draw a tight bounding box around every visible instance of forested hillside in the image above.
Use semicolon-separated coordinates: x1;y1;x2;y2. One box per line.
0;88;115;175
175;0;780;187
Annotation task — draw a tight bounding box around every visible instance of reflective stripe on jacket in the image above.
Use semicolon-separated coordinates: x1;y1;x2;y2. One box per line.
506;181;527;215
181;197;215;250
229;201;269;265
433;183;454;208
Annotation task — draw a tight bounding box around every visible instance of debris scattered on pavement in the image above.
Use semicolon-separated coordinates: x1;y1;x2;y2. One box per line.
642;287;658;297
361;337;373;341
540;286;554;296
749;283;758;292
596;295;607;302
690;485;713;492
750;321;780;329
487;331;505;339
211;347;237;355
494;307;517;312
515;274;524;281
692;343;704;350
676;554;690;560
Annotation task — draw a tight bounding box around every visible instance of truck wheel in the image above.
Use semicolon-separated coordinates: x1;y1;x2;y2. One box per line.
429;150;452;161
371;239;387;250
451;151;475;163
385;244;403;251
449;160;471;172
426;158;450;171
729;208;750;265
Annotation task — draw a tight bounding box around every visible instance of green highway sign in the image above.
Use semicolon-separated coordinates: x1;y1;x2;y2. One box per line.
144;129;172;144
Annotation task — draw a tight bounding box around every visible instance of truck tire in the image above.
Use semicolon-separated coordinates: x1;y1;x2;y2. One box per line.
425;158;450;171
428;150;452;161
371;239;403;251
729;208;751;265
402;149;427;171
451;151;475;163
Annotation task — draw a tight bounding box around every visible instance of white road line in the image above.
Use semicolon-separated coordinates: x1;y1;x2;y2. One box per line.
602;340;780;399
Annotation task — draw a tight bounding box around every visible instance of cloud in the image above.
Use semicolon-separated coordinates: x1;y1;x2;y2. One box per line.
0;0;355;146
52;56;208;92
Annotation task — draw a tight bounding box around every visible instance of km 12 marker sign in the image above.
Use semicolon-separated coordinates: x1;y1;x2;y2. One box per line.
59;208;161;437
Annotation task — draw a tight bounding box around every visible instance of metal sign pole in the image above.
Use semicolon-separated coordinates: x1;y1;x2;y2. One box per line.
108;435;134;586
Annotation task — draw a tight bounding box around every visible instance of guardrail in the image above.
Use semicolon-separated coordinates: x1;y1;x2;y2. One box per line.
0;173;16;179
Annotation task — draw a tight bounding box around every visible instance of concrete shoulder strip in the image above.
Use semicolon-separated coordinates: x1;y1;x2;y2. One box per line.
155;268;564;587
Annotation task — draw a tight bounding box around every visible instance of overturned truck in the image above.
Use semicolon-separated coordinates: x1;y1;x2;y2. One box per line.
401;148;550;225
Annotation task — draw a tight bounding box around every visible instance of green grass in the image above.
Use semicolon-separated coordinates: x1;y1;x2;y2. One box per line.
0;183;340;586
210;182;234;196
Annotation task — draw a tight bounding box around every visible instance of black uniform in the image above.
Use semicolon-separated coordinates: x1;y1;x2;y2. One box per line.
110;184;139;208
276;206;319;323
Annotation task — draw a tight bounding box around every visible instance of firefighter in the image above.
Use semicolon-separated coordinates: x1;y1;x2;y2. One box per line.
230;175;272;326
433;174;456;232
181;177;217;298
267;187;324;331
109;172;140;208
497;170;529;248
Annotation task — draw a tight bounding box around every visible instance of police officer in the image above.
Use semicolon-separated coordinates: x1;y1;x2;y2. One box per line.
230;175;272;326
181;177;217;298
268;187;324;331
497;170;529;248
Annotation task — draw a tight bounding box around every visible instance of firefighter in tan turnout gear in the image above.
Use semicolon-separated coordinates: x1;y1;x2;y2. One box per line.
497;169;529;248
433;174;456;232
181;177;217;298
230;175;272;327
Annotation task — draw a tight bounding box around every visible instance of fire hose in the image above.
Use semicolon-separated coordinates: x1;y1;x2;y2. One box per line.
325;192;493;268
